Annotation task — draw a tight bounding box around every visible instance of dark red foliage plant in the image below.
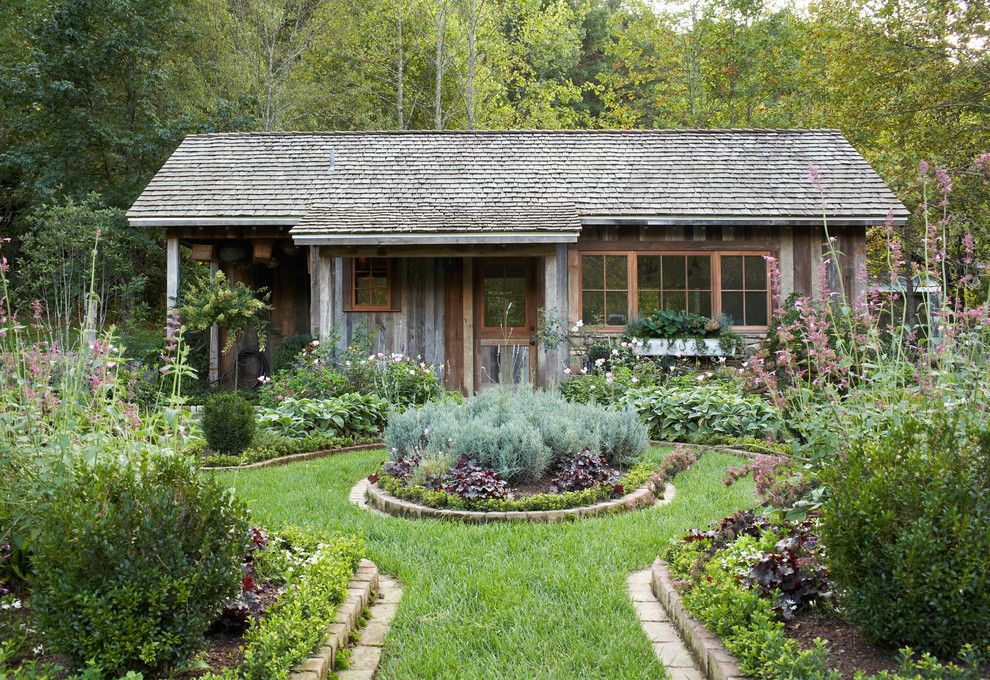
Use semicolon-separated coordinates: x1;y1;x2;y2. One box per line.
435;456;510;500
550;450;619;493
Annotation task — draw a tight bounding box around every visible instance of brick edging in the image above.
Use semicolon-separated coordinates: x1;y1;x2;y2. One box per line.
651;559;751;680
288;558;380;680
203;442;384;471
365;473;672;523
650;441;767;461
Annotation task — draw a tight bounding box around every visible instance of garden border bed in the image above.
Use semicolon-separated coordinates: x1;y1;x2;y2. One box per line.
287;558;379;680
651;559;751;680
364;472;672;523
202;442;385;471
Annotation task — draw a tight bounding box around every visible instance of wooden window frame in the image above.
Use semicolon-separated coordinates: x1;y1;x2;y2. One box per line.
344;257;400;312
577;249;771;332
577;252;631;331
718;252;771;332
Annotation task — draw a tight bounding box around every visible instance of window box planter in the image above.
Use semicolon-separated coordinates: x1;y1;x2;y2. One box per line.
633;338;734;357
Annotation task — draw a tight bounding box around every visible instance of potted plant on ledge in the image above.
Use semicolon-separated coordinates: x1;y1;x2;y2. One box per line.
625;310;740;357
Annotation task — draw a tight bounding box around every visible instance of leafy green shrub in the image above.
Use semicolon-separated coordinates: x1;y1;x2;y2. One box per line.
820;409;990;657
203;391;256;454
384;388;647;483
259;342;444;409
237;529;363;680
560;367;642;405
31;451;248;677
271;334;314;374
256;393;389;439
622;380;780;442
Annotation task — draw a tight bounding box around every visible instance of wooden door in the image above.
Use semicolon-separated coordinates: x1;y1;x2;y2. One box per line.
474;258;537;390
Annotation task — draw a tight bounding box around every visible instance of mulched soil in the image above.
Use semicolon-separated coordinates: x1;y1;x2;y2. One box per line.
785;610;901;679
510;477;557;497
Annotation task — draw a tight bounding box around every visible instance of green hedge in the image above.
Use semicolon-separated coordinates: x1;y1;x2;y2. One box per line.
821;409;990;657
206;528;363;680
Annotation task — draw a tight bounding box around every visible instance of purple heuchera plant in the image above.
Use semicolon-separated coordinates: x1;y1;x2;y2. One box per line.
431;456;509;500
550;450;619;493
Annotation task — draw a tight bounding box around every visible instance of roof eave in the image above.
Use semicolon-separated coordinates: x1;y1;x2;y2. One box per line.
126;216;300;227
290;232;580;246
580;214;909;227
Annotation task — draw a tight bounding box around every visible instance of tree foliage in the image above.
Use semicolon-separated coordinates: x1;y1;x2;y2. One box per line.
0;0;987;314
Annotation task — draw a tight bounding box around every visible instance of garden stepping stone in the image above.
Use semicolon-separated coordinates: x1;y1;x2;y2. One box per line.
337;574;404;680
627;569;704;680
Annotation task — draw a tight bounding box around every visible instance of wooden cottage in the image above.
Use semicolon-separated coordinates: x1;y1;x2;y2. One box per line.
127;129;908;392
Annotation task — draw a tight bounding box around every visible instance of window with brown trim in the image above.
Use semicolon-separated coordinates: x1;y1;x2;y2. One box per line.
637;254;712;317
720;255;769;327
351;257;394;311
578;251;770;330
581;254;629;326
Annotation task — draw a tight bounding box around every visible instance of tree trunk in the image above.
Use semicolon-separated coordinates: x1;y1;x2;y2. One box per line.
434;0;447;130
396;0;405;129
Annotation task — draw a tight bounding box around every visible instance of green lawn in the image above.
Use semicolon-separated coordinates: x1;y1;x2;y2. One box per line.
222;447;756;680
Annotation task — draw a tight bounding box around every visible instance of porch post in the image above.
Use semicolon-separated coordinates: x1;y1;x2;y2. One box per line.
309;246;336;342
166;237;180;311
541;245;569;387
208;261;220;385
462;258;475;394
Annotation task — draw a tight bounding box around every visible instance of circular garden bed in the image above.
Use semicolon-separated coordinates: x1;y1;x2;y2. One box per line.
364;467;670;522
361;387;709;523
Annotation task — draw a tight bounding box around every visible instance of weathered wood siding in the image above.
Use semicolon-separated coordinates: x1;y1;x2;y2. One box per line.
330;257;447;369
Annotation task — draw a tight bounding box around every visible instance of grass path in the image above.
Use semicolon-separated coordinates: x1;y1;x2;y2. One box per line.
223;447;756;680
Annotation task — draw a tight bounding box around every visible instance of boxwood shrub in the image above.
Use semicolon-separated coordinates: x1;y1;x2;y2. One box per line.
31;450;248;677
203;391;256;454
820;408;990;657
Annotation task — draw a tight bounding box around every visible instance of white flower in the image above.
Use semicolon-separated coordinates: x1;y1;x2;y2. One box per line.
611;348;619;356
696;375;705;382
595;357;606;367
257;375;271;384
717;356;726;364
605;372;614;383
310;340;320;346
563;367;572;375
32;645;44;655
581;367;588;374
631;377;638;383
408;369;415;375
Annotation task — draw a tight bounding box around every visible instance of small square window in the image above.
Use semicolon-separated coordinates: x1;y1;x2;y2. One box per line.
351;258;394;311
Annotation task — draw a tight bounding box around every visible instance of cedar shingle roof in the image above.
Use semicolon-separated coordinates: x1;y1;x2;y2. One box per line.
126;130;909;237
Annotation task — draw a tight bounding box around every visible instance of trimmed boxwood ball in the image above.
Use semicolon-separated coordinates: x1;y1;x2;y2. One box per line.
820;409;990;658
203;390;256;454
31;450;249;677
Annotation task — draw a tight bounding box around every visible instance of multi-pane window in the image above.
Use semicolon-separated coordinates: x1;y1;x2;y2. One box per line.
581;254;629;326
637;254;712;317
352;257;392;310
720;255;769;327
579;251;770;329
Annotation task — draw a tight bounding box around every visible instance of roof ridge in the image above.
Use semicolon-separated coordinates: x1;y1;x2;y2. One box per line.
187;128;843;138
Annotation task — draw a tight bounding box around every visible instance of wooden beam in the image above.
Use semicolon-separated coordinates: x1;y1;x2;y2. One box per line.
317;244;555;258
